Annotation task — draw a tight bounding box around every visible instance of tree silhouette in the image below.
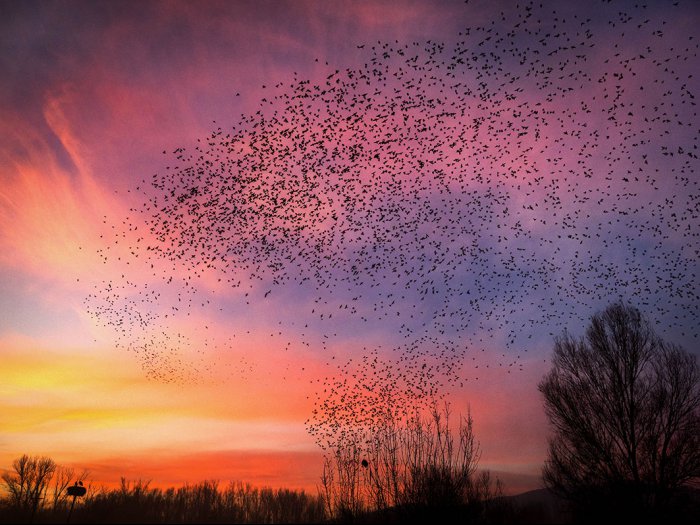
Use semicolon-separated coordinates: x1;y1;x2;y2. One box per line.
319;402;503;522
1;454;56;521
0;465;326;524
539;302;700;522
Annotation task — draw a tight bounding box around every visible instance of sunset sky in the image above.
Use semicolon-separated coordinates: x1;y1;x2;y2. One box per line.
1;0;698;495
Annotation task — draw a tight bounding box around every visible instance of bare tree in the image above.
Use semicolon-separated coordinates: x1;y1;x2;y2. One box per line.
1;454;56;519
539;302;700;520
320;402;499;521
320;437;366;520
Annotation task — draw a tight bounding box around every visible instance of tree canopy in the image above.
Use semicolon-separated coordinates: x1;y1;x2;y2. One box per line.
539;302;700;521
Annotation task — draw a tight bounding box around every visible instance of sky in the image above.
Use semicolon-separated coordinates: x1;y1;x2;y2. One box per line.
1;0;698;495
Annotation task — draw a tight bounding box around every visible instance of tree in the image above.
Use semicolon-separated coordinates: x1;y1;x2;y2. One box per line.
1;454;56;520
320;402;503;522
539;302;700;521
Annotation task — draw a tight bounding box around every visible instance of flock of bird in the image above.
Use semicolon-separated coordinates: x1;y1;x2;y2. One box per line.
85;1;699;445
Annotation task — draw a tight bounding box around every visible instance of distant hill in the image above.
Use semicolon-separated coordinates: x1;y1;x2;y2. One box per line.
505;486;700;524
506;488;570;524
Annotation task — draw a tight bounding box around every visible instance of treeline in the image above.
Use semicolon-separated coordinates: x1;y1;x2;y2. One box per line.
84;479;323;524
0;456;531;525
0;473;325;524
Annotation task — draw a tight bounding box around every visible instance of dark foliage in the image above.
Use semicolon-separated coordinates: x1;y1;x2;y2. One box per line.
1;474;325;524
539;302;700;523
